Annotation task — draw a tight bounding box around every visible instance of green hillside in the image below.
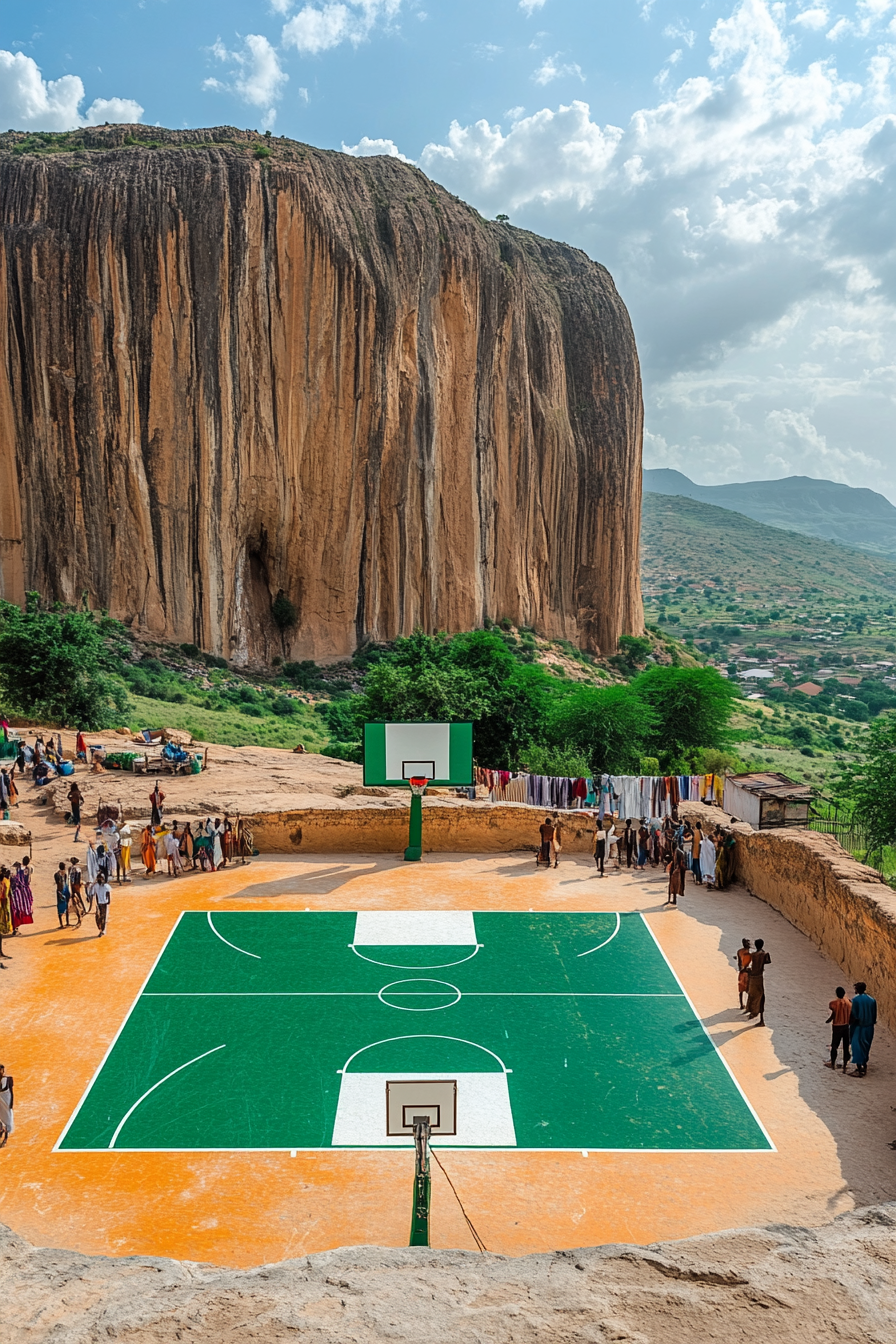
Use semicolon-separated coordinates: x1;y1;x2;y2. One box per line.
641;492;896;603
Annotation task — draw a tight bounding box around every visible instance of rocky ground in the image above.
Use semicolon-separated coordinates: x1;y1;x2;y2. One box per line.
9;1205;896;1343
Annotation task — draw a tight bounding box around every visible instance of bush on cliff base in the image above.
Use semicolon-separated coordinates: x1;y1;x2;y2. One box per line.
0;594;129;729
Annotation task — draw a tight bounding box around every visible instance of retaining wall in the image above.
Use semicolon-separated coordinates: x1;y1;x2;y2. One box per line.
243;803;598;855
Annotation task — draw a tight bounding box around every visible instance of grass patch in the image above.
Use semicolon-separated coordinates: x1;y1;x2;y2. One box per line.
126;694;329;752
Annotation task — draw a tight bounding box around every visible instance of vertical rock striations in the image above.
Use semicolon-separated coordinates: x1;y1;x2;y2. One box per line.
0;125;643;662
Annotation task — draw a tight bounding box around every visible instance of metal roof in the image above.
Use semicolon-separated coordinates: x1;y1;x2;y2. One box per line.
726;772;813;801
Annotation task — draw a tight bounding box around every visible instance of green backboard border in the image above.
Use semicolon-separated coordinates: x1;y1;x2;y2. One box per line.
363;721;474;787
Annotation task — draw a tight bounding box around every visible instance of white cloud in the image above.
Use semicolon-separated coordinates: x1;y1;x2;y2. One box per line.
827;16;851;39
342;134;413;160
532;53;584;84
204;34;287;128
83;97;144;125
474;43;503;60
663;23;696;45
419;0;896;498
791;7;829;29
519;0;547;13
0;50;143;130
281;0;401;55
270;0;294;12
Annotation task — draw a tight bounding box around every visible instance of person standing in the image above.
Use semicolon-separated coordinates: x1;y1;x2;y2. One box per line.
535;816;553;867
68;857;86;922
53;862;70;930
94;876;111;936
825;987;852;1072
0;868;12;957
746;939;771;1026
547;813;562;869
592;823;606;878
149;783;165;828
67;780;85;842
849;982;877;1077
636;821;649;870
179;821;195;870
691;824;704;885
165;825;184;876
118;823;132;882
666;843;686;906
9;861;32;932
141;824;157;877
0;1065;13;1146
701;832;717;890
623;819;635;868
734;939;752;1009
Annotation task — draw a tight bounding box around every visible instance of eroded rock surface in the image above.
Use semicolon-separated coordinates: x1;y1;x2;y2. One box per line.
9;1207;896;1343
0;125;643;662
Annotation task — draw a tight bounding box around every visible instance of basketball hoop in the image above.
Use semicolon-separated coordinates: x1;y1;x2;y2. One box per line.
408;776;429;797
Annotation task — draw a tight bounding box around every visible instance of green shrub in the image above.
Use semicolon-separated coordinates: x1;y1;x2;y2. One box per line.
254;144;272;160
272;695;297;717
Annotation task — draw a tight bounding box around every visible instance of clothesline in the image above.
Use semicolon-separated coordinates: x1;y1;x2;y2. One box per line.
475;768;725;816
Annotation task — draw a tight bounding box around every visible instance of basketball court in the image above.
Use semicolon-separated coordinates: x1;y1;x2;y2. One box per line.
5;725;896;1266
57;908;770;1154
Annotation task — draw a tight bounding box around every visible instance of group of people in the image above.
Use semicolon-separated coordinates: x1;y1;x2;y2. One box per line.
733;937;878;1073
535;812;737;904
0;857;34;953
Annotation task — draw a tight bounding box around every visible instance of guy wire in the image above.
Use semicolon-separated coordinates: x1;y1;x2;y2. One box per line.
429;1145;488;1253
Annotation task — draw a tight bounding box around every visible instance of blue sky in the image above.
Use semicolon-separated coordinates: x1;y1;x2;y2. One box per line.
4;0;896;499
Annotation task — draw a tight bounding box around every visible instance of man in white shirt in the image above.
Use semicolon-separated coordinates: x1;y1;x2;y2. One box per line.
94;879;111;936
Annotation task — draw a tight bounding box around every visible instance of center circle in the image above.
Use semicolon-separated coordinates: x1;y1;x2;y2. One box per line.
377;978;462;1012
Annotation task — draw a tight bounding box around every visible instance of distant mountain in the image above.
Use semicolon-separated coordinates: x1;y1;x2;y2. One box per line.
641;493;896;603
642;470;896;558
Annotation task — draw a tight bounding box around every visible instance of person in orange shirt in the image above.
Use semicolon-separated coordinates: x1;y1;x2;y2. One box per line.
734;939;752;1010
825;986;852;1071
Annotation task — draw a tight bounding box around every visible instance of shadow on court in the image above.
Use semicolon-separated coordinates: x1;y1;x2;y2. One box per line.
226;859;391;898
677;878;896;1209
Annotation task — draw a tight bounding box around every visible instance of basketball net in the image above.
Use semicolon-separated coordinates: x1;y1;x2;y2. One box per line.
408;776;429;796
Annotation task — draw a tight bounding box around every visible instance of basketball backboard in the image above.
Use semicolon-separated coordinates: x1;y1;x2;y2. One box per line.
363;721;473;787
386;1080;457;1136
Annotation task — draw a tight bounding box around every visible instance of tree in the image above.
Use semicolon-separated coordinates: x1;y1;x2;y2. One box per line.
833;711;896;856
546;684;651;776
0;594;129;729
612;634;652;673
631;665;736;771
351;629;551;768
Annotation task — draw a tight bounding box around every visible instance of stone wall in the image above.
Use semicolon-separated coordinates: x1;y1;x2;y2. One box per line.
244;802;597;855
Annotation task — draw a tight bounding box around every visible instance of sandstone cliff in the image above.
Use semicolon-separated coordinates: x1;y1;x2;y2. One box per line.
0;125;643;663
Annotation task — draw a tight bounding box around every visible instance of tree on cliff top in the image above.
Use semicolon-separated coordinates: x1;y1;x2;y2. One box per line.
0;594;129;729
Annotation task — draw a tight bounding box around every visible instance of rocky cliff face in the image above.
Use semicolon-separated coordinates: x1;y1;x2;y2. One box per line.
0;125;643;663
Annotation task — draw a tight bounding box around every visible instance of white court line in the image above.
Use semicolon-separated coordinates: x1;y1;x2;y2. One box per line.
639;914;776;1152
58;1143;776;1154
53;911;188;1152
350;945;482;970
141;991;684;998
207;911;261;959
577;912;621;957
108;1044;227;1149
340;1034;511;1075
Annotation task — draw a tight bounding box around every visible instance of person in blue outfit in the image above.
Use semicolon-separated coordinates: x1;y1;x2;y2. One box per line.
849;982;877;1077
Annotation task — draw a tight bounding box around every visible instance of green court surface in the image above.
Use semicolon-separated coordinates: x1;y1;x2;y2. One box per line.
57;911;773;1153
